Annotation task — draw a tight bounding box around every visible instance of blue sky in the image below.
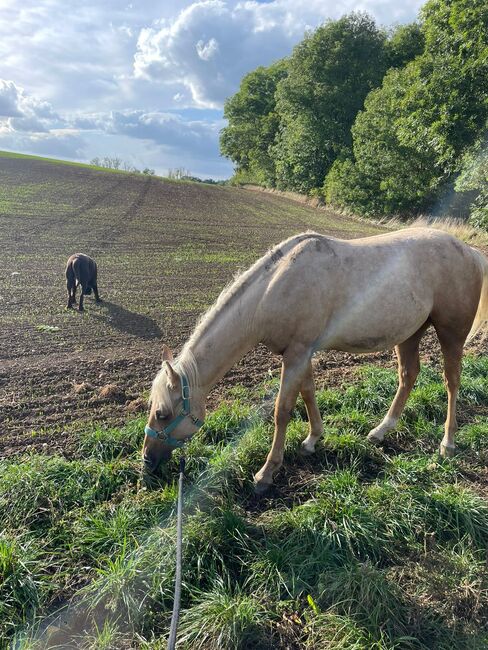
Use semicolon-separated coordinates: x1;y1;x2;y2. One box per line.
0;0;424;178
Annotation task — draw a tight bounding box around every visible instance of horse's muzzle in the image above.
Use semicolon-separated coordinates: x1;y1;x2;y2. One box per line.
141;450;173;488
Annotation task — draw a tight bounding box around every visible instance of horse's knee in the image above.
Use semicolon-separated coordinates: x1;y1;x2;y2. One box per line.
399;367;417;391
275;400;294;426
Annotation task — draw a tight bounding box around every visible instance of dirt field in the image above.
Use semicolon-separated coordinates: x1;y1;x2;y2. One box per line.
1;152;485;458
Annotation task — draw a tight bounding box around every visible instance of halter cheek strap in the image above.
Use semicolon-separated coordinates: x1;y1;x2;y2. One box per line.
144;375;204;448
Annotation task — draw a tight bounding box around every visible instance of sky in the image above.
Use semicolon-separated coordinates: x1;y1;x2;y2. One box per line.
0;0;424;178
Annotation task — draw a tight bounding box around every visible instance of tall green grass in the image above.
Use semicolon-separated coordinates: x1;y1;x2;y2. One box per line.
2;356;487;648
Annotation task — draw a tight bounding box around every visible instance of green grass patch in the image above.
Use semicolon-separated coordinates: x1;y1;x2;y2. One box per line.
2;358;488;647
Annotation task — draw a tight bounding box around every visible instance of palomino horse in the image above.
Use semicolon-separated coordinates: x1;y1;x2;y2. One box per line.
142;228;488;491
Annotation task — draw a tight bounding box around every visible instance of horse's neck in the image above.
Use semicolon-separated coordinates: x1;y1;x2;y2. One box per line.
183;297;260;396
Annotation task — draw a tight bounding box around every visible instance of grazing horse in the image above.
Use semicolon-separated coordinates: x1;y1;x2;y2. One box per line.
142;228;488;491
65;253;101;311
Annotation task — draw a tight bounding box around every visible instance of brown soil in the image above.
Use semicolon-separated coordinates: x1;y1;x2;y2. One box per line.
0;155;486;458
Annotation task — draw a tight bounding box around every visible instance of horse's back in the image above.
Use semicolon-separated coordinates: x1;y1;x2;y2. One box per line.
259;227;484;354
66;253;97;285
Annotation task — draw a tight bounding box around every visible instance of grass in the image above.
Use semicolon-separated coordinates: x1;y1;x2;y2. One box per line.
2;356;488;648
0;150;139;175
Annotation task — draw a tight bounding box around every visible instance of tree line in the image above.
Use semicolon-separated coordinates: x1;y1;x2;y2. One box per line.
220;0;487;228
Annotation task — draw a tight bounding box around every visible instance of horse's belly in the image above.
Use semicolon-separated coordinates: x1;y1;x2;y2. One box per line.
319;304;430;353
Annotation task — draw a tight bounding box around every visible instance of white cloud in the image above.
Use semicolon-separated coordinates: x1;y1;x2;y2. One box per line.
196;37;220;61
0;79;63;133
0;80;24;117
105;110;223;158
133;0;424;108
0;79;227;175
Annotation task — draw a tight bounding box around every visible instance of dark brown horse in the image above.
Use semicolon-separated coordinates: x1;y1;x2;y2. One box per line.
65;253;101;311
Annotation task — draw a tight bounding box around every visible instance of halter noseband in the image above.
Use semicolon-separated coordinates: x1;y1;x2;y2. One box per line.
144;374;204;448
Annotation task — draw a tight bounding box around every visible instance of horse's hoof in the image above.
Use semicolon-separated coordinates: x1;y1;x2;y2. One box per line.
439;443;456;458
367;432;384;445
253;480;272;496
299;443;315;457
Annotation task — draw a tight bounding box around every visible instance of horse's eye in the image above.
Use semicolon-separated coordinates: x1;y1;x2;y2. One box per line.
156;409;169;421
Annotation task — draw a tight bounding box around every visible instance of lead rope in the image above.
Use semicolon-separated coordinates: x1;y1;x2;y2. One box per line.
167;457;185;650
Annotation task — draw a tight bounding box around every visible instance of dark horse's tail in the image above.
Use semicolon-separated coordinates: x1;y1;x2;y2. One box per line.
69;256;92;293
66;262;75;287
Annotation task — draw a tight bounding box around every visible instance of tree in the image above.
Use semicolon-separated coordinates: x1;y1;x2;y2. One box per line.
326;0;488;218
220;60;288;186
455;129;488;228
325;64;439;215
399;0;488;174
272;13;389;193
385;23;425;69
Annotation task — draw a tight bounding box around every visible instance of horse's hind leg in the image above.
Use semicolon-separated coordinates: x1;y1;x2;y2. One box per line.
93;283;101;303
254;344;311;492
66;284;74;309
66;267;75;308
437;332;464;457
367;322;429;444
300;362;324;454
78;287;85;312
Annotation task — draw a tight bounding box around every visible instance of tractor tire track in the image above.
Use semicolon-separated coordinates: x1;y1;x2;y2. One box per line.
96;176;153;248
22;175;129;238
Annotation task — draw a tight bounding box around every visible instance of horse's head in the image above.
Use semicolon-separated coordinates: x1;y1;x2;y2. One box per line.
141;344;204;482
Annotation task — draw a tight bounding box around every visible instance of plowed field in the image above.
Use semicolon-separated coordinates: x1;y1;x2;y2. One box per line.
1;152;484;457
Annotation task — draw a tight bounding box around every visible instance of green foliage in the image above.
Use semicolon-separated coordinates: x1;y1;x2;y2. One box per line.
325;64;439;215
455;130;488;229
0;454;139;531
303;611;400;649
273;13;388;193
325;0;488;219
386;22;425;68
77;417;145;461
0;535;42;640
317;562;409;639
178;577;272;649
220;61;288;187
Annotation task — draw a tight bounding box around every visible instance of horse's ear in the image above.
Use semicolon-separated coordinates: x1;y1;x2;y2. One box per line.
163;361;179;391
161;344;174;364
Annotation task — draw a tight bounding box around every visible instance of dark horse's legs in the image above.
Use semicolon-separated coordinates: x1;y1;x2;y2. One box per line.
66;267;76;308
93;283;101;303
78;286;86;311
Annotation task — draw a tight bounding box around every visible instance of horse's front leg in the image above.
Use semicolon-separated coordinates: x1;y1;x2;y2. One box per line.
254;345;311;493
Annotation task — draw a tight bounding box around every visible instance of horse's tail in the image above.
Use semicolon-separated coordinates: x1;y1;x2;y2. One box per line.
467;249;488;341
66;261;75;285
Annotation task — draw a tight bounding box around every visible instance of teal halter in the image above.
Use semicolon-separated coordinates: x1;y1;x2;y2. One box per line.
144;374;204;448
